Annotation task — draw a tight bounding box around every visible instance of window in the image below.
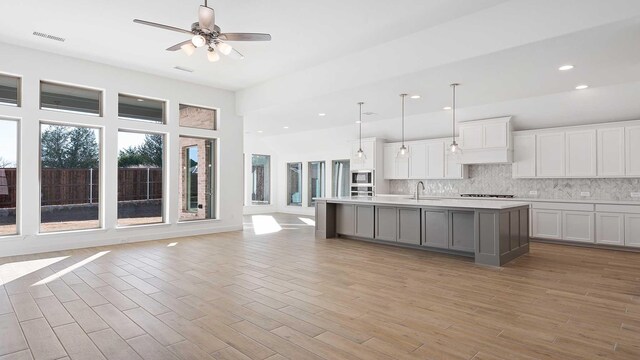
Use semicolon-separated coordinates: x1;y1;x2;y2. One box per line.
332;160;350;197
0;118;18;235
179;137;216;221
117;131;164;226
118;94;165;123
40;81;102;116
179;104;217;130
40;123;101;232
308;161;325;206
287;162;302;206
0;74;20;107
251;154;270;205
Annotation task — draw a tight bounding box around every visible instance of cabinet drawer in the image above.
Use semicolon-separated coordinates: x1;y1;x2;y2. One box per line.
531;202;594;212
595;204;640;214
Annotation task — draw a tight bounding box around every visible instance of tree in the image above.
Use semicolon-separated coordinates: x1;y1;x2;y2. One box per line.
41;125;69;168
0;157;14;168
65;127;99;168
118;147;145;168
138;134;163;167
41;125;99;168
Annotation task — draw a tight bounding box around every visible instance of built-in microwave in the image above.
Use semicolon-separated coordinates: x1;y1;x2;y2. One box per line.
351;170;373;185
351;186;373;197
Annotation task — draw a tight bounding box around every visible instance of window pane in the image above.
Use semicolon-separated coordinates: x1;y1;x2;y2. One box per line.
0;118;18;235
0;74;20;107
118;94;165;123
179;104;216;130
308;161;325;206
251;155;270;205
332;160;350;197
117;131;164;226
40;124;101;232
287;162;302;206
40;81;102;116
179;137;216;221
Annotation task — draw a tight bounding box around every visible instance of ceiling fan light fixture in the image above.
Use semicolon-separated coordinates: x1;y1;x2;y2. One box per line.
180;43;196;56
207;49;220;62
216;41;233;55
191;34;206;47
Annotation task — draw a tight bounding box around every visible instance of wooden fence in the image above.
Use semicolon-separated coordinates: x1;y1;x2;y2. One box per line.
0;168;162;208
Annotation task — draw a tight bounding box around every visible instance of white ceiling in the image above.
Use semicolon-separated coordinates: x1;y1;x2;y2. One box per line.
1;0;640;137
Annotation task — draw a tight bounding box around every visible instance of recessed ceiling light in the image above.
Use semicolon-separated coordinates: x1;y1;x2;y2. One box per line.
575;84;589;90
559;65;574;71
443;106;452;110
410;95;421;99
318;113;326;117
355;120;362;124
257;130;263;133
283;126;289;129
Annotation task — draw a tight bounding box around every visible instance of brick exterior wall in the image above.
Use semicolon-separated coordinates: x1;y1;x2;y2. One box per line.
179;137;213;221
179;105;216;130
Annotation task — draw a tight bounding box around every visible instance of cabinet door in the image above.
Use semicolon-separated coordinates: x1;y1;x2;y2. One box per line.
408;142;427;179
532;209;562;239
354;205;374;238
362;140;375;170
565;130;596;178
397;208;421;245
483;122;508;148
624;214;640;247
460;124;483;150
375;206;397;241
536;132;565;177
597;128;625;177
449;211;475;252
625;126;640;176
425;142;445;179
422;209;448;248
562;211;594;243
383;144;396;179
512;134;536;178
336;204;355;236
395;153;409;180
596;213;624;245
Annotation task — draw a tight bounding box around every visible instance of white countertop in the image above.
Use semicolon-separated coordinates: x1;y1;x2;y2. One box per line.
375;194;640;206
318;196;529;210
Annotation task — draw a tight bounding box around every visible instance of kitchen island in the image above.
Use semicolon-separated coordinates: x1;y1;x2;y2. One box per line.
315;196;530;266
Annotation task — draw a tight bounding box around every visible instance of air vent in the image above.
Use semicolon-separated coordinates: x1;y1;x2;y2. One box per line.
33;31;65;42
174;66;194;73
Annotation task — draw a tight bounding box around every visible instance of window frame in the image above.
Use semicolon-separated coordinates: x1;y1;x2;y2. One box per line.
178;103;218;130
178;136;218;222
251;154;271;206
0;72;21;107
117;93;167;124
286;162;303;207
39;80;104;117
0;116;20;237
307;160;326;207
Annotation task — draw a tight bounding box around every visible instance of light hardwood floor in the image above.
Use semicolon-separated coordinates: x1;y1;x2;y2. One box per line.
1;213;639;360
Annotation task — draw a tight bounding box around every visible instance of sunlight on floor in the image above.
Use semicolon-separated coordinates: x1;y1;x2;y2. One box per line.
251;215;283;235
0;256;69;286
298;217;315;226
32;251;110;286
167;242;178;247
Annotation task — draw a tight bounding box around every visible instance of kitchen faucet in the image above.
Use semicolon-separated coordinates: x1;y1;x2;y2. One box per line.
415;181;425;200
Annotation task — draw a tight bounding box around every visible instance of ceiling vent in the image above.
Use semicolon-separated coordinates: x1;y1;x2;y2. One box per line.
32;31;65;42
173;66;194;73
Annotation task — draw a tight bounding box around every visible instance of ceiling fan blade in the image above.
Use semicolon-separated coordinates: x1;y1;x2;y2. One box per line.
133;19;192;35
218;33;271;41
166;40;192;51
198;5;215;32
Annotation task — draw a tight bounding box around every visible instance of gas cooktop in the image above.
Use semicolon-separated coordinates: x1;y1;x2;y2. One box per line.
460;194;515;199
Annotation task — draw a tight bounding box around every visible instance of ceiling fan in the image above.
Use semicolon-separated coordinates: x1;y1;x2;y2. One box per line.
133;0;271;62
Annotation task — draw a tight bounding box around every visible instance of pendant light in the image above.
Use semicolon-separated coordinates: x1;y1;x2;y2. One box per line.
448;83;462;159
397;94;409;158
354;102;366;162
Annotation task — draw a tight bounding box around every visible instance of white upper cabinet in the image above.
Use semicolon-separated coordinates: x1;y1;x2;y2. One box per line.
625;125;640;176
458;117;512;164
512;134;536;178
408;142;427;179
351;139;375;171
536;132;565;177
425;141;445;179
597;128;625;177
382;143;409;179
565;129;596;178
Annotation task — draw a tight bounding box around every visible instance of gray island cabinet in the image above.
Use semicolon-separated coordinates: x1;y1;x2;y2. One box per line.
315;197;530;266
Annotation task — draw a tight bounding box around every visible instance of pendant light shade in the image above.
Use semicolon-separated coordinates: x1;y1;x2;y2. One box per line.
354;102;367;163
448;83;462;162
397;93;410;159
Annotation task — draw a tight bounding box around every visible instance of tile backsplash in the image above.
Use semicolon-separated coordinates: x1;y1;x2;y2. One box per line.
389;164;640;201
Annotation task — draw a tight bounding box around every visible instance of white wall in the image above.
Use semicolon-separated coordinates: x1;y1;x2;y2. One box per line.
0;42;244;257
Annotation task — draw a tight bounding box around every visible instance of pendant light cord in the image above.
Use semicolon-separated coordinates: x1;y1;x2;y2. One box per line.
451;83;458;143
358;102;364;149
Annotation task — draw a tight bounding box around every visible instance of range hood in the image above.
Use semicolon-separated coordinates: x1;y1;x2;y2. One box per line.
458;116;513;164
